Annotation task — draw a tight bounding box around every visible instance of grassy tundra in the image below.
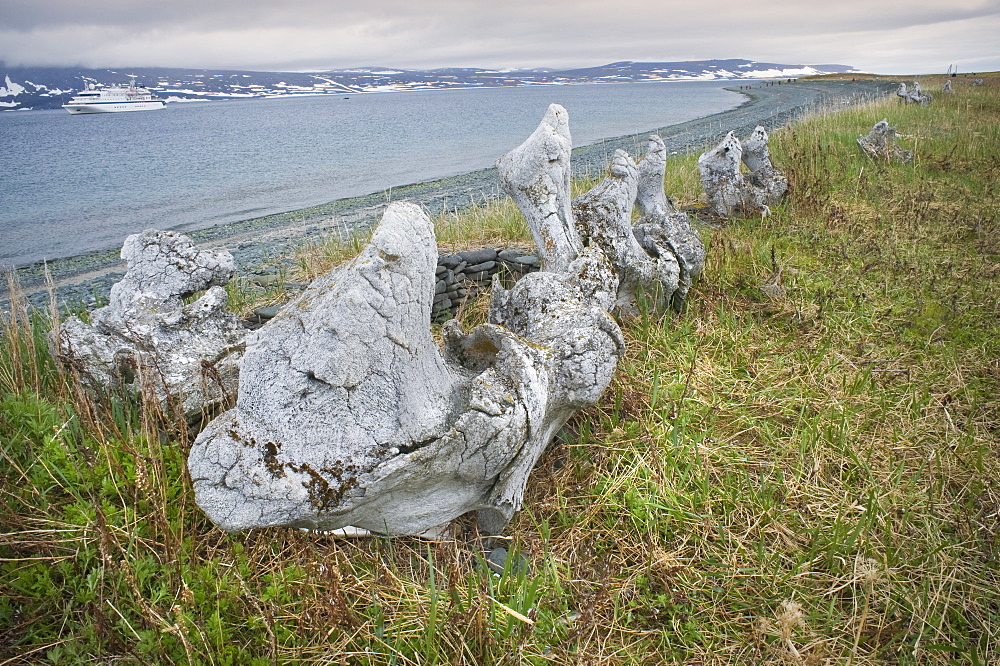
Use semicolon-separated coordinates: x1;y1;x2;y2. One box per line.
2;77;998;664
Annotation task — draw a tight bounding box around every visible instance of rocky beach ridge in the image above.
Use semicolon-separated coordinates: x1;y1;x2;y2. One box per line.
4;79;896;308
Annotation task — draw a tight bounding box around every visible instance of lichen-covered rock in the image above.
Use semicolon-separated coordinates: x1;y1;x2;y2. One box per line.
495;104;580;272
857;119;913;164
188;202;623;536
571;149;680;313
55;230;245;421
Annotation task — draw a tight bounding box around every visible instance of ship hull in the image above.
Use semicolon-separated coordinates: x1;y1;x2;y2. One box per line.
63;100;166;114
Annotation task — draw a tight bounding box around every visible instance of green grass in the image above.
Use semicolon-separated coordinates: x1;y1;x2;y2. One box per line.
2;81;999;664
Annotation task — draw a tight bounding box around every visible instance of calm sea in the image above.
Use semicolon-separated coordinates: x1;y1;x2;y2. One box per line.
0;80;742;268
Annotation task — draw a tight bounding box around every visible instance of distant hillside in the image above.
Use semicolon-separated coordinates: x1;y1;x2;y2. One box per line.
0;59;856;111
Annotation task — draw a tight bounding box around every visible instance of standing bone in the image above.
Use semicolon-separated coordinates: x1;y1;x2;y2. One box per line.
54;230;245;421
741;126;788;204
495;104;580;272
698;128;788;218
908;81;932;105
857;119;912;163
636;135;679;216
697;131;769;217
571;149;680;313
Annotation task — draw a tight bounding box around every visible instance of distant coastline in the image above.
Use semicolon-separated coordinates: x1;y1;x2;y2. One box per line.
0;59;855;111
5;79;895;307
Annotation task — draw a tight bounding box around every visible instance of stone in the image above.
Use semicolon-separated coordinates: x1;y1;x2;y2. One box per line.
513;255;540;267
458;249;497;265
253;305;282;320
857;119;913;164
54;229;246;421
189;201;623;536
252;273;281;287
942;79;953;94
498;249;525;262
439;254;462;268
496;104;580;272
635;134;678;217
572;148;680;313
466;261;496;273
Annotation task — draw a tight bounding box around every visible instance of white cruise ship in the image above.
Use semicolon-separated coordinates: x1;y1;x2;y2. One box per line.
63;76;166;114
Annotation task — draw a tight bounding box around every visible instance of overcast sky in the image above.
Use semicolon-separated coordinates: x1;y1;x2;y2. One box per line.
2;0;999;74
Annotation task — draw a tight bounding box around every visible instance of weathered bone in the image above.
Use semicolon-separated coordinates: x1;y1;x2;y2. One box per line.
741;126;788;204
634;212;705;310
188;202;623;535
909;81;932;105
55;230;245;421
636;135;679;217
899;81;931;105
697;127;787;218
697;131;767;217
571;149;680;313
495;104;580;272
857;119;912;164
942;79;953;94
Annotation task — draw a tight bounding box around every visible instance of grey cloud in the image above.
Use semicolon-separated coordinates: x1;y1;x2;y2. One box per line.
1;0;998;73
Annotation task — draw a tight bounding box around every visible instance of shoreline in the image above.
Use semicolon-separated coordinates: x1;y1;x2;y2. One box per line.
5;79;895;307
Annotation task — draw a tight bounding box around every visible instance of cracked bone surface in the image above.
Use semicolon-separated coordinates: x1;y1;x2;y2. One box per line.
495;103;580;272
55;229;245;421
857;119;913;164
188;201;624;535
571;148;680;313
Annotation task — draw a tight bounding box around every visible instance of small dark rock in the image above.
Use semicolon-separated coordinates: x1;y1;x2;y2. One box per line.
253;305;282;319
458;248;497;265
466;260;496;273
252;273;281;287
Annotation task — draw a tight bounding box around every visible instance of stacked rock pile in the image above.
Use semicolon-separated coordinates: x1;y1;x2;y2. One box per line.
432;247;540;321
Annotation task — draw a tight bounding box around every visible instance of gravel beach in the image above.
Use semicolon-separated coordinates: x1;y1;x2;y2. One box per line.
5;79;895;308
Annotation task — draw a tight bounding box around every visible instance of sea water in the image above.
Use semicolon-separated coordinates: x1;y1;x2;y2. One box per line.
0;80;742;268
